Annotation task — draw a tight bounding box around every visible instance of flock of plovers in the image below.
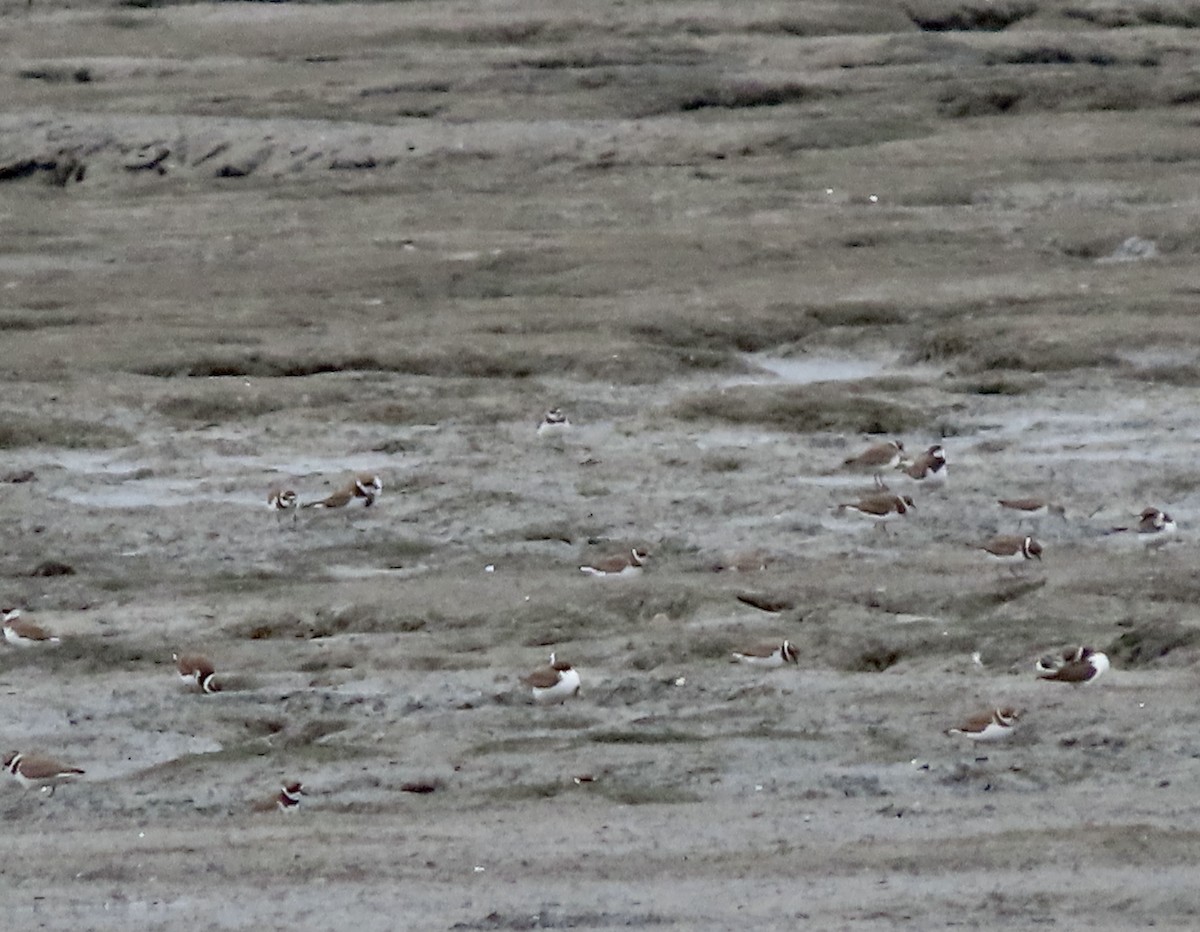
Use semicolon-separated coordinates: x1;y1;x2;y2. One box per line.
0;469;384;810
0;410;1179;804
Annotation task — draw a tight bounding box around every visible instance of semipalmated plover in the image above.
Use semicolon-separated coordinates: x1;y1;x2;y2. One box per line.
352;473;383;507
844;440;905;471
1036;646;1109;684
945;707;1021;742
998;498;1066;521
711;548;773;573
835;493;915;531
301;485;356;510
731;639;798;668
976;535;1042;572
173;652;221;694
579;548;649;578
302;474;381;510
537;407;572;438
899;444;947;487
1;608;61;647
252;781;306;812
3;751;84;796
1108;507;1176;544
520;655;582;704
267;487;298;521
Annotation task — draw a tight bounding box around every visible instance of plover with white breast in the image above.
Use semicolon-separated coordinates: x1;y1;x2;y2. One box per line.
579;548;649;578
1;608;61;647
1036;646;1109;685
730;639;798;668
945;707;1021;742
520;654;582;704
3;751;85;796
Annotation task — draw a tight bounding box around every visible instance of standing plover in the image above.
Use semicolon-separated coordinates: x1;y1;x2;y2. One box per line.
835;493;915;531
843;440;906;481
1036;646;1109;684
520;654;582;704
537;407;572;439
174;652;221;694
731;639;798;668
1;608;61;647
976;535;1042;572
945;707;1021;742
3;751;85;796
579;548;649;578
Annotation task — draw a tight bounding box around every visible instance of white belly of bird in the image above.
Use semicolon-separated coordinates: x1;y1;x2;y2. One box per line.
1139;522;1176;543
732;651;785;668
581;564;641;578
532;668;581;704
952;722;1013;742
4;628;54;647
985;550;1028;564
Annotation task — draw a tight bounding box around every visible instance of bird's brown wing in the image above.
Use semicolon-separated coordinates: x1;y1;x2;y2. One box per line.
18;755;84;778
521;667;562;689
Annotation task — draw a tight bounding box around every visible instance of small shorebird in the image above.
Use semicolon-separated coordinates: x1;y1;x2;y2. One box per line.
267;487;298;521
835;493;915;531
520;654;582;704
1108;507;1176;545
302;474;382;510
711;548;773;573
899;444;947;488
3;751;85;796
537;407;572;439
976;535;1042;573
579;548;649;578
1;608;61;647
174;652;221;694
1036;646;1109;685
945;707;1021;742
351;473;383;507
998;497;1066;530
844;440;905;471
731;639;798;668
252;781;306;812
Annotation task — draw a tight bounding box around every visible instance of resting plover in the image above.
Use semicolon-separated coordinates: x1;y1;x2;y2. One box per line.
267;487;298;521
537;407;572;439
711;548;773;573
252;781;306;812
731;639;798;668
976;535;1042;572
998;498;1066;523
3;751;85;796
899;444;947;487
579;548;649;578
835;493;915;531
1;608;61;647
1036;646;1109;685
520;655;582;704
1109;507;1176;544
174;652;221;694
302;474;381;510
352;472;383;507
945;707;1021;742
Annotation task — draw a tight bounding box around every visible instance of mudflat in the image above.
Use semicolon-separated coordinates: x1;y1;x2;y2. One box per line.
2;1;1200;928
